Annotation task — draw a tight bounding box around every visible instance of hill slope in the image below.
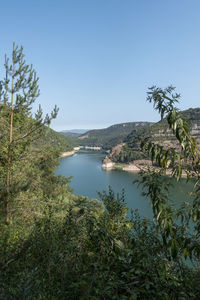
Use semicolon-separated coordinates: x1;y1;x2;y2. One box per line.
59;131;81;139
109;108;200;163
38;127;75;152
77;122;154;150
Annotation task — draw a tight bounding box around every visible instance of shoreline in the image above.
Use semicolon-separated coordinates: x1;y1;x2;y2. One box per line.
60;150;76;158
60;147;80;158
102;161;141;173
102;157;144;173
102;160;187;177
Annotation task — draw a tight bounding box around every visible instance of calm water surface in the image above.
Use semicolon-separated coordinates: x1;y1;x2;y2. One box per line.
56;150;192;218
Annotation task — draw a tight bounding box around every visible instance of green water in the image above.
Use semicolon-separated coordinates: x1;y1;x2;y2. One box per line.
56;150;193;218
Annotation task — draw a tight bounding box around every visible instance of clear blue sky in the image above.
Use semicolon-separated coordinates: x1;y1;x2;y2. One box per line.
1;0;200;131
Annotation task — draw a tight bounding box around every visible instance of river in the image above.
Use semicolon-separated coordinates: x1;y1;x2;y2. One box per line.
56;150;192;218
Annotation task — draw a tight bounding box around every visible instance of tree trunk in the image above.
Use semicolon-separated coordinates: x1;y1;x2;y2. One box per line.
5;55;15;224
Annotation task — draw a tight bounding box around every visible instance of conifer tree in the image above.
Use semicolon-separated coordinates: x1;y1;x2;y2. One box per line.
0;43;58;224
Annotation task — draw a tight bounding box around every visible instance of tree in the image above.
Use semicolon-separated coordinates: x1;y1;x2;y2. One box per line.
137;86;200;262
0;43;58;224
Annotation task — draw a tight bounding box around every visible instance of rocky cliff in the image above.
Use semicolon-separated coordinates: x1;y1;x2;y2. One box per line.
107;108;200;164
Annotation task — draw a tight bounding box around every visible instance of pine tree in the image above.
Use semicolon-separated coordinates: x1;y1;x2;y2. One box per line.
0;43;58;224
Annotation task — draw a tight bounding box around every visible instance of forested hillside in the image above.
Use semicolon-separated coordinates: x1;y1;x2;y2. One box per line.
110;107;200;163
77;121;153;149
59;131;81;139
35;126;75;152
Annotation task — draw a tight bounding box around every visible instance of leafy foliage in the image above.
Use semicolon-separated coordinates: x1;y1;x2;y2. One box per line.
1;188;199;299
137;86;200;264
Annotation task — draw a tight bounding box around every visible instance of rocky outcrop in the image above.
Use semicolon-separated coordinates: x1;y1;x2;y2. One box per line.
109;143;125;158
102;157;115;170
102;157;153;173
122;164;140;172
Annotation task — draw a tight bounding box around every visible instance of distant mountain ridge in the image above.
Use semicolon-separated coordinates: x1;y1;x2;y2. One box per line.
77;122;154;150
59;129;90;139
61;129;89;134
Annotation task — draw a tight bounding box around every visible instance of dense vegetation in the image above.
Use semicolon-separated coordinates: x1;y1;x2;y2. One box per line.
77;122;153;150
0;47;200;299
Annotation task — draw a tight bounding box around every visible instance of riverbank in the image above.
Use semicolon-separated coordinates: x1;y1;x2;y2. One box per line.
60;151;76;158
102;158;187;177
102;161;142;172
102;157;147;172
60;147;80;158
